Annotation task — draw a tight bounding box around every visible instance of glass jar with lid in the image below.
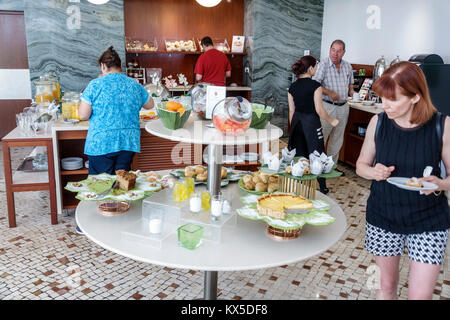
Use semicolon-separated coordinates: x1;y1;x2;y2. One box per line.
34;79;55;107
61;92;81;121
189;82;213;119
212;96;252;135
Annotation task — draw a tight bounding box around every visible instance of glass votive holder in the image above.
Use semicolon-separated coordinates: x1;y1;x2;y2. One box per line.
189;193;202;213
177;223;204;250
210;194;224;221
148;209;164;234
201;192;211;210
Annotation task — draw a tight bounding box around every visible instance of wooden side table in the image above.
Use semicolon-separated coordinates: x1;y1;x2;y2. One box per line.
2;128;57;227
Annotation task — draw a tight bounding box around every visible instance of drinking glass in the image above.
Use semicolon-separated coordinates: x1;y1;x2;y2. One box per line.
201;192;211;210
184;178;194;197
211;194;224;221
173;182;188;202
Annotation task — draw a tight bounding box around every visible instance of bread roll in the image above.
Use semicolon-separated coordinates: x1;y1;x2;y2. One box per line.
243;174;253;184
252;176;262;184
268;182;279;193
221;167;228;179
255;182;267;192
196;173;207;182
245;181;255;190
185;166;195;177
195;165;205;175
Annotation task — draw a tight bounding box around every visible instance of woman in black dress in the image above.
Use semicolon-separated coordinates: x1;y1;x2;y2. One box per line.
288;56;339;194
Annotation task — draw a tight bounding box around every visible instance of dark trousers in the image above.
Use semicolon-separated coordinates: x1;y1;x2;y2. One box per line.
87;151;135;175
288;112;327;190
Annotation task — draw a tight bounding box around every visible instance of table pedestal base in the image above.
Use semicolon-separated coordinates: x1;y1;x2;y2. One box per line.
204;271;218;300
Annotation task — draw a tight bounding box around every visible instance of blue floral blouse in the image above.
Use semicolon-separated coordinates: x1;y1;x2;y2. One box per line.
81;73;149;156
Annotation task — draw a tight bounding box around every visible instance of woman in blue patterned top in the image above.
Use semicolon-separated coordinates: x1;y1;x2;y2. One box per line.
79;46;154;175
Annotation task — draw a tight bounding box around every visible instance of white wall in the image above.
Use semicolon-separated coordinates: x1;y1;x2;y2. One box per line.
321;0;450;65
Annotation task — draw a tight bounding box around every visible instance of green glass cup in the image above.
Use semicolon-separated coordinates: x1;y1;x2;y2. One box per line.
177;223;204;250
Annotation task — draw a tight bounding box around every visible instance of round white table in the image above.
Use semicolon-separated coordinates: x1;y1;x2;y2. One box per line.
76;181;347;300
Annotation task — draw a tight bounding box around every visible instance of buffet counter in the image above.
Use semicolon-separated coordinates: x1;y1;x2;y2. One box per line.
339;102;383;167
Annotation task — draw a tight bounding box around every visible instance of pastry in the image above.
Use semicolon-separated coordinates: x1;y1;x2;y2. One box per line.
257;193;313;219
221;167;228;179
406;177;423;188
267;182;279;193
243;174;253;184
185;166;195;178
196;173;207;182
268;175;279;184
115;170;137;191
255;182;267;192
252;176;262;184
195;165;205;175
244;181;255;190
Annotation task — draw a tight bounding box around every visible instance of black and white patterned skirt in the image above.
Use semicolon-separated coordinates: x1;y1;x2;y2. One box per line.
365;223;449;265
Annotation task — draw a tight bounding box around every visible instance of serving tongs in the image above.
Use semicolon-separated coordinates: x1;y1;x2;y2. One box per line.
94;180;118;200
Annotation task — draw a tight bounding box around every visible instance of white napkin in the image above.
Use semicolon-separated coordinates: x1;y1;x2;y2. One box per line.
268;154;280;171
282;147;296;163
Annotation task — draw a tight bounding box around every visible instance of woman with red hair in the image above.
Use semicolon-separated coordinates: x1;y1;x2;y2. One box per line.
356;61;450;300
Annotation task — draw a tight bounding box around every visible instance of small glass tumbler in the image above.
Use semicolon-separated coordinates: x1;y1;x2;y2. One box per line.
201;192;211;210
210;194;224;221
184;177;195;197
177;223;204;250
173;182;188;202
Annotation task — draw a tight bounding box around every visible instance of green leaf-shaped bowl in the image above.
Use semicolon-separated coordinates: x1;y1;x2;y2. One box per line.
250;103;274;129
157;101;192;130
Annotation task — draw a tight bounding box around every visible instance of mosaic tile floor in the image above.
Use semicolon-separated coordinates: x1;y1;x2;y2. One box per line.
0;146;448;300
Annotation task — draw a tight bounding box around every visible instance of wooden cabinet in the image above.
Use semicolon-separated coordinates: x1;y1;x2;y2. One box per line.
123;0;246;85
339;106;380;167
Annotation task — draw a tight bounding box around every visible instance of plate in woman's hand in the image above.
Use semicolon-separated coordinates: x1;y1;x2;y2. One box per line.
387;177;438;192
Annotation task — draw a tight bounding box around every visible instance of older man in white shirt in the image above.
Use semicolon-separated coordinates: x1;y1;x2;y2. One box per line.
313;40;355;168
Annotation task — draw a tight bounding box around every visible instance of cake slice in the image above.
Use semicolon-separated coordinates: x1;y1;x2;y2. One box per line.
115;170;137;191
406;177;423;188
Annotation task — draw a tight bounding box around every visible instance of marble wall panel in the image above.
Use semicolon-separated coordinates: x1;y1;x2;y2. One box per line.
0;0;24;11
249;0;324;135
23;0;125;94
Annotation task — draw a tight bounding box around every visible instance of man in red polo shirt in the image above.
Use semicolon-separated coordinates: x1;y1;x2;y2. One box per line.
194;36;231;86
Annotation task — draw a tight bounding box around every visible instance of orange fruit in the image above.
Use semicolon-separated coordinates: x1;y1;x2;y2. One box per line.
166;101;183;111
177;107;187;116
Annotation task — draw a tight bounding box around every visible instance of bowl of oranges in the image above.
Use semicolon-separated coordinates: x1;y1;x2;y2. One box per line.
157;101;192;130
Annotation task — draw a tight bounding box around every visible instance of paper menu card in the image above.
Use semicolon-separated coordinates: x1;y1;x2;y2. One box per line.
231;36;245;53
206;86;226;119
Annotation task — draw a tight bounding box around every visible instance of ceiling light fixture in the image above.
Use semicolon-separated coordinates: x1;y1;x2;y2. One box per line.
196;0;222;8
87;0;110;5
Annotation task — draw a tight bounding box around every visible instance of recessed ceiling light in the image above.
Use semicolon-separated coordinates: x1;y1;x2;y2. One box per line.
196;0;222;8
87;0;110;5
